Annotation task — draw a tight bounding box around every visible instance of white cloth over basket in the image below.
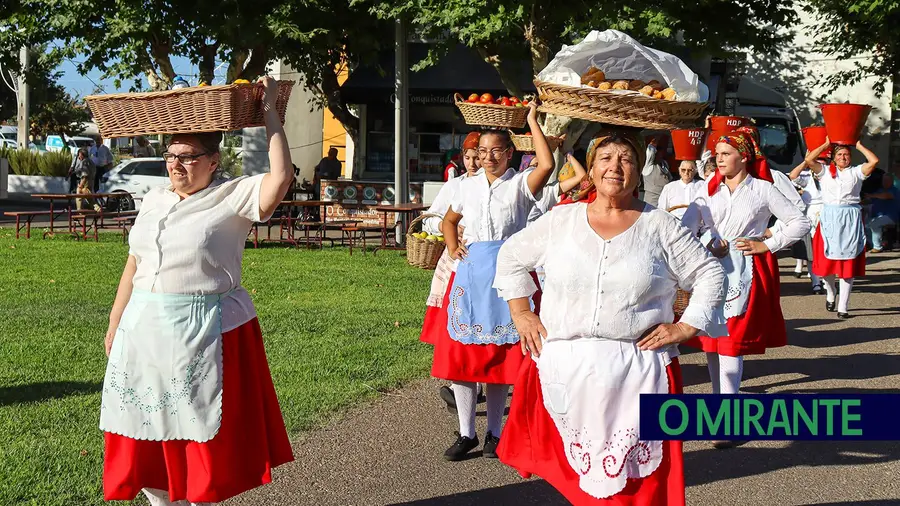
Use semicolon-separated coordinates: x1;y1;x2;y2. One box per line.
537;29;709;103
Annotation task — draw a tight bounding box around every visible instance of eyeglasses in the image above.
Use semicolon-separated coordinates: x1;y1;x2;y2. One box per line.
162;152;208;165
476;147;510;159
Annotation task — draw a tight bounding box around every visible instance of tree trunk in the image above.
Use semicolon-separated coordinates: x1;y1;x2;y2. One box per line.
321;64;359;144
238;44;270;82
475;47;525;98
148;36;176;85
226;50;249;84
140;49;168;92
890;67;900;175
198;43;219;85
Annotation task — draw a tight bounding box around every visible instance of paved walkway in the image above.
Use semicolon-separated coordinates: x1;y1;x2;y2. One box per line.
227;254;900;506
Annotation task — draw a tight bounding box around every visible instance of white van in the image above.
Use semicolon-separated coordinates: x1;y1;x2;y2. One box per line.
45;135;95;153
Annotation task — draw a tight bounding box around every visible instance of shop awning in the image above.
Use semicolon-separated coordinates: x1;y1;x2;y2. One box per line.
340;43;537;104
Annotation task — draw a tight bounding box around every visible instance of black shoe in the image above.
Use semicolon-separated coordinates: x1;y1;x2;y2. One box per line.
483;431;500;458
443;432;479;461
794;272;803;278
439;386;457;412
476;388;487;404
838;312;851;319
826;300;836;312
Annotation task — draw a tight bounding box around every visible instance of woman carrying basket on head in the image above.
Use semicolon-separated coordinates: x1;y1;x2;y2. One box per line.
100;77;294;506
681;132;810;448
434;102;555;461
789;139;879;318
494;130;726;506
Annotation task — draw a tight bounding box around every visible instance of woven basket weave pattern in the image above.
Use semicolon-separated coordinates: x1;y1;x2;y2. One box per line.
511;134;563;153
406;213;446;270
534;80;707;130
86;81;294;138
454;94;528;129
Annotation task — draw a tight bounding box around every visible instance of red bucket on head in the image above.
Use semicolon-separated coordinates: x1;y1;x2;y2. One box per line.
706;116;750;151
802;126;830;157
819;103;872;146
671;128;707;161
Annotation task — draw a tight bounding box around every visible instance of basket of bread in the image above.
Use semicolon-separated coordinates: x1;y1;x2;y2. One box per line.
534;30;709;129
86;80;294;138
454;93;529;128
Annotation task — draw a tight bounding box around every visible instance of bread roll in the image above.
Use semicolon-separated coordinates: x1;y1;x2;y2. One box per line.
639;85;654;96
581;66;606;84
598;81;613;91
612;80;629;90
652;90;664;99
661;88;677;100
648;80;665;91
628;80;646;91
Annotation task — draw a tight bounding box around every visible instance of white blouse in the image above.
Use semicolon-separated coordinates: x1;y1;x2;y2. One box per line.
657;180;698;212
450;168;539;243
423;176;465;236
794;169;823;206
493;203;725;343
814;164;867;205
128;174;271;332
682;174;811;253
527;182;561;224
771;169;806;211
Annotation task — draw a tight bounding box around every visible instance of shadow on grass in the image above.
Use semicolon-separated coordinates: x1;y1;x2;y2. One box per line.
0;380;101;406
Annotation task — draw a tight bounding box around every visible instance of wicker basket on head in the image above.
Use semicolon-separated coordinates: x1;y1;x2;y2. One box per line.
667;205;693;316
534;80;707;130
454;94;528;128
510;132;564;153
406;213;446;269
85;81;294;138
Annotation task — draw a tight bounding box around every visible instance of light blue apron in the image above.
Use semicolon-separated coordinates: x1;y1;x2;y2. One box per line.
700;233;754;327
820;204;865;260
100;289;228;442
446;241;531;345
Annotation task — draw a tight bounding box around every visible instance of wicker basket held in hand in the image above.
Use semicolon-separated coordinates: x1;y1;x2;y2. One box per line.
406;213;446;270
85;81;294;138
510;132;564;153
666;205;693;317
534;80;707;130
454;94;528;129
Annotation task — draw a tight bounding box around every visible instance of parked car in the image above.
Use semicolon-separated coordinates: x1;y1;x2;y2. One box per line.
45;135;95;154
1;139;16;149
99;157;168;211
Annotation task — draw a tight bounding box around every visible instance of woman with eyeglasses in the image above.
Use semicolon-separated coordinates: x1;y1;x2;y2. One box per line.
430;102;554;461
100;77;294;506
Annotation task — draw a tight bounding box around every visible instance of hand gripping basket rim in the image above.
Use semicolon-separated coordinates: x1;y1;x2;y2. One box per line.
454;93;528;129
85;81;295;138
534;79;708;130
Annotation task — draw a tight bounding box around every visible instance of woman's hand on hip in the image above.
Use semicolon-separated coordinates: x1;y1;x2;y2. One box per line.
708;238;729;258
449;241;469;260
512;309;547;357
735;237;769;256
638;322;698;351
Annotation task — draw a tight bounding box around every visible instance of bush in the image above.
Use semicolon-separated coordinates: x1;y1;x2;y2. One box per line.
0;147;71;176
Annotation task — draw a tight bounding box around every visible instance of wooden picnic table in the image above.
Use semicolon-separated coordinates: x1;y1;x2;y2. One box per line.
266;200;338;248
372;203;429;254
30;192;131;238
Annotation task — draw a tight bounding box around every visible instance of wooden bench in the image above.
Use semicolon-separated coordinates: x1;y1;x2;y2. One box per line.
71;210;140;242
341;223;383;256
3;211;55;239
111;215;137;244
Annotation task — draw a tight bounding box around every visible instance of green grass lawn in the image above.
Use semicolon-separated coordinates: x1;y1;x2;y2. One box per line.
0;229;434;505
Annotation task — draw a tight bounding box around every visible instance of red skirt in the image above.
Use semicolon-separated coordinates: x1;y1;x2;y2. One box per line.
419;305;444;345
498;357;685;506
811;223;866;278
684;251;786;357
103;318;294;503
430;272;541;385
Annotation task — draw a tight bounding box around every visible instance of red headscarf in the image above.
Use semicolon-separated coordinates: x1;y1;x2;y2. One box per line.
557;131;645;205
462;132;481;151
707;131;773;195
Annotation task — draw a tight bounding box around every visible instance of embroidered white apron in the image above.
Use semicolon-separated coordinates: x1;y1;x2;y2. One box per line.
538;339;670;499
100;289;226;442
719;243;754;320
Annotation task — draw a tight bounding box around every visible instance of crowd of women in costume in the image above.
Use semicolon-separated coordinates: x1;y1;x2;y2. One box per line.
416;108;886;505
96;74;882;505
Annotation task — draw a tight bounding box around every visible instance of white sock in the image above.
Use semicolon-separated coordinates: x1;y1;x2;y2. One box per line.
794;259;804;274
823;275;837;303
451;382;477;438
838;278;854;313
718;355;744;394
706;352;721;394
485;384;510;436
143;489;189;506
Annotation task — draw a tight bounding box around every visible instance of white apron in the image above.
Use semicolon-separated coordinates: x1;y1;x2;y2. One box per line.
100;289;226;442
538;339;670;499
720;243;754;320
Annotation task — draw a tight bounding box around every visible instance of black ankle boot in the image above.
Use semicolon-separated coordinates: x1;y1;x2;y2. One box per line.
826;300;836;312
443;432;479;461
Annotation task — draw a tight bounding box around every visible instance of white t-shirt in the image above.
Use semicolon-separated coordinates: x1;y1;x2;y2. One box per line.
450;168;540;243
128;174;272;332
527;182;561;224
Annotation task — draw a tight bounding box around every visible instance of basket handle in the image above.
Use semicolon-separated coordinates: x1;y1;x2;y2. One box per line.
454;93;466;104
407;212;442;234
666;205;689;212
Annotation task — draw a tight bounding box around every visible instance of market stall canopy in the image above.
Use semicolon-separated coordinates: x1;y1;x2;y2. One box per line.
341;43;536;104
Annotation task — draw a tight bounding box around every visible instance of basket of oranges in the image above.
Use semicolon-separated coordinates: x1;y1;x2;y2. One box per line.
86;80;294;138
454;93;529;129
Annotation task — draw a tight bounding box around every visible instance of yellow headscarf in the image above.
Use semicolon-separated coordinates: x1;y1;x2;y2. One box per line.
558;130;647;202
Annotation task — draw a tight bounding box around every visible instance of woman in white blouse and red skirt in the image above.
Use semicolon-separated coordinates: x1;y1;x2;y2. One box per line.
494;131;726;506
682;132;810;448
790;139;879;318
100;78;294;505
433;103;555;461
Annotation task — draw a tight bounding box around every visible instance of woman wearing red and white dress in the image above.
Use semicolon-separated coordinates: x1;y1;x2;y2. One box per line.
100;77;294;505
494;131;726;506
790;139;879;318
435;102;555;461
682;132;810;448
